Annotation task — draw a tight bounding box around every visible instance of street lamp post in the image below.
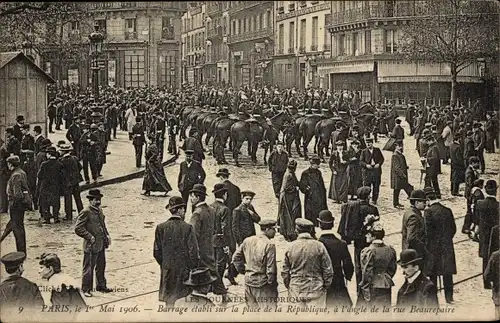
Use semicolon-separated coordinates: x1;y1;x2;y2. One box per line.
89;24;104;100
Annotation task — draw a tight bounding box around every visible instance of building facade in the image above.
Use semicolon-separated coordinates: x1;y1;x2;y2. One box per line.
227;1;274;87
204;1;231;86
322;0;486;105
41;2;187;89
273;0;331;90
181;2;206;86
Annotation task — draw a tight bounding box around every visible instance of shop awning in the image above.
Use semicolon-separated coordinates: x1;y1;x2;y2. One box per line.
319;62;374;75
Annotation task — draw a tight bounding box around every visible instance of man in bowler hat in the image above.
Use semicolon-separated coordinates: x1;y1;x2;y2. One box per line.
154;196;199;306
74;189;113;297
0;252;44;311
174;267;218;308
396;249;438;308
178;150;206;204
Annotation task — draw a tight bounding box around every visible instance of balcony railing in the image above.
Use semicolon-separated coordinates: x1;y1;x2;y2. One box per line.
227;28;273;44
299;46;306;54
207;2;221;16
310;44;318;52
124;31;137;40
207;26;222;39
89;2;186;11
328;3;432;26
288;47;295;54
229;1;268;15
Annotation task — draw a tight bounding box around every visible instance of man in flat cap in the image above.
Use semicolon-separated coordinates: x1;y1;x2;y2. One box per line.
232;190;261;246
0;156;30;253
282;218;333;307
154;196;199;307
74;189;113;297
317;210;353;307
232;218;278;310
0;252;44;311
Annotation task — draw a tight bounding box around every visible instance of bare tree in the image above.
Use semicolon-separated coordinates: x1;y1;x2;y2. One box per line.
398;0;499;104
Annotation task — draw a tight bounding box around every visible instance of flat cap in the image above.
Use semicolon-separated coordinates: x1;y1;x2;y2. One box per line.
259;219;277;229
295;218;314;230
241;190;256;198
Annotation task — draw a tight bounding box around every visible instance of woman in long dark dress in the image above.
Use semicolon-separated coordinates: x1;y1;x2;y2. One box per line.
328;141;349;203
347;140;362;200
142;136;172;196
277;160;301;241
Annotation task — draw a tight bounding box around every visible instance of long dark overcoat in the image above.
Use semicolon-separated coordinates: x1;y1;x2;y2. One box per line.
153;217;199;304
37;158;64;205
278;170;301;241
390;151;410;190
424;202;457;275
190;203;216;271
449;142;465;184
476;197;500;259
299;167;327;227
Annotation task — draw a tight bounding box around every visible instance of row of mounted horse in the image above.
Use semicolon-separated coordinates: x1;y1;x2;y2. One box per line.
177;105;375;167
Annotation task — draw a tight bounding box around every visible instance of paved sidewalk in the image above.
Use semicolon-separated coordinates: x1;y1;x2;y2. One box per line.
48;128;174;185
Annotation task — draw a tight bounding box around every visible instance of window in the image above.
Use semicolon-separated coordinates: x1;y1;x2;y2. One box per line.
243;18;246;33
124;52;145;88
70;21;79;31
223;17;228;34
338;34;345;55
267;10;272;29
311;16;318;50
299;19;306;50
95;19;106;33
324;14;331;51
289;21;295;52
161;55;176;88
278;24;284;54
352;32;358;55
385;0;395;17
238;19;242;34
162;17;175;40
125;18;137;40
385;29;398;53
232;20;236;34
361;30;370;54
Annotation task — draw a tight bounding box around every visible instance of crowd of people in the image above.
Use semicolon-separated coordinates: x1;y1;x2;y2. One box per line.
0;83;498;319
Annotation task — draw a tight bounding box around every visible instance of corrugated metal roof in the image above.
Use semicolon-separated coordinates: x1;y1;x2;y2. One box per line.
0;51;55;83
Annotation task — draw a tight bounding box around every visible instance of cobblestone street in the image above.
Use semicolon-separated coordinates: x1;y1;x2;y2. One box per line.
1;119;499;321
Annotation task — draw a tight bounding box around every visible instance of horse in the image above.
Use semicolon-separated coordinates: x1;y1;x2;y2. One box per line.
211;116;237;164
299;114;323;161
284;116;305;158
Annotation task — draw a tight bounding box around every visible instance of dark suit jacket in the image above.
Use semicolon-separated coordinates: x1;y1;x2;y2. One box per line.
390;151;409;190
232;204;261;245
180;137;205;162
37;158;64;204
464;166;479;199
402;206;427;260
476;197;500;258
74;206;110;253
210;200;235;250
0;275;44;309
154;217;199;304
425;143;440;176
59;154;83;188
223;179;241;215
13;124;23;143
21;134;35;151
177;161;206;193
131;123;146;146
424;202;457;275
360;147;384;176
318;232;354;288
391;124;404;140
190;203;216;270
34;135;45;155
397;272;438;308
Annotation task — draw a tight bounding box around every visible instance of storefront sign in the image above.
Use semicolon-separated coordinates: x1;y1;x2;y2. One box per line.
68;69;79;85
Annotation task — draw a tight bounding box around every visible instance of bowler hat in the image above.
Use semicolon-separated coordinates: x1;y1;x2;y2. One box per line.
59;144;73;152
310;155;321;165
317;210;334;224
189;184;208;196
276;141;284;146
409;189;427;201
183;267;217;287
395;118;402;124
397;249;422;266
1;252;26;269
87;189;103;199
40;138;52;148
241;190;256;198
365;138;374;143
485;180;498;191
216;168;231;177
212;183;227;194
287;159;297;168
16;115;25;122
296;218;314;231
46;146;57;155
473;179;484;187
166;196;186;211
423;187;437;199
184;149;194;155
